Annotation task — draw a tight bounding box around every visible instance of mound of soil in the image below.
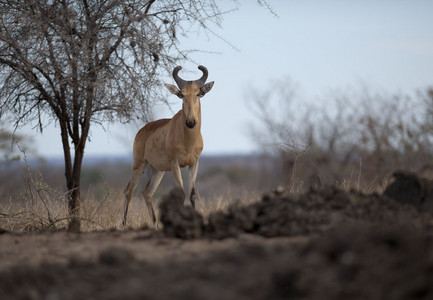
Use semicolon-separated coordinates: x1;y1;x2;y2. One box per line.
160;182;433;240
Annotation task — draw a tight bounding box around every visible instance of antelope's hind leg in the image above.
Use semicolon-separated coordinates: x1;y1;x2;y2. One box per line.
142;165;165;226
123;161;148;226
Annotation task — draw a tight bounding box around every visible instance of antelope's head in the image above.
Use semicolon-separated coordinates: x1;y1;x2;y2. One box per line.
165;65;214;129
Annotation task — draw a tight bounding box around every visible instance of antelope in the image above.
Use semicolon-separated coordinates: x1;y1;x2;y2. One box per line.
122;65;214;226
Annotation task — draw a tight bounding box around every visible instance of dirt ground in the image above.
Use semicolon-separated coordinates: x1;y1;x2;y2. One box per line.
1;171;433;299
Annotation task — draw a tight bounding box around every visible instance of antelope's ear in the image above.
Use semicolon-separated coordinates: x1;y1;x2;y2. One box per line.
199;81;214;97
165;84;183;98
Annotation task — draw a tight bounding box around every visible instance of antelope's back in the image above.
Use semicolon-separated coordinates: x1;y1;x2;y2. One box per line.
133;118;171;154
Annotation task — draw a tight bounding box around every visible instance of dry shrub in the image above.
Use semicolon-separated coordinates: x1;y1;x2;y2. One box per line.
0;164;68;232
248;79;433;193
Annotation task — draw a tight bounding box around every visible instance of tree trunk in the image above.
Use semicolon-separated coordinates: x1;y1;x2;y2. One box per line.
68;146;84;215
67;147;83;233
60;118;88;232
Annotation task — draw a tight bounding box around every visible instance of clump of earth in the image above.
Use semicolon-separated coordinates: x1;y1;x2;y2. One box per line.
159;170;433;239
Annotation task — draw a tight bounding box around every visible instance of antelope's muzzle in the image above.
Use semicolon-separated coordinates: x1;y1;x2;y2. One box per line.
185;119;196;129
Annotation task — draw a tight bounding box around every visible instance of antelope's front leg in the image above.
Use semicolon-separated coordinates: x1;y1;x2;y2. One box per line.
171;160;185;199
188;160;199;208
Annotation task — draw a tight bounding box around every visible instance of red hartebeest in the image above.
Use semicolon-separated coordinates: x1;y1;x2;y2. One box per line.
122;65;214;225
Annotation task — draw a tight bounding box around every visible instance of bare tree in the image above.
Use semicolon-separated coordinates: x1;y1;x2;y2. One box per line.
0;0;233;230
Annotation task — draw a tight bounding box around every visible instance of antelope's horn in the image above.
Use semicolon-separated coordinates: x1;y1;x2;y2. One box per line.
194;65;208;87
172;66;188;89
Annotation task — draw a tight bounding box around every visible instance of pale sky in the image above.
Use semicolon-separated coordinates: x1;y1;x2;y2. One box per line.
12;0;433;158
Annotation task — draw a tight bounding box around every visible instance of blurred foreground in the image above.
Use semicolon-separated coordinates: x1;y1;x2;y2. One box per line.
0;171;433;299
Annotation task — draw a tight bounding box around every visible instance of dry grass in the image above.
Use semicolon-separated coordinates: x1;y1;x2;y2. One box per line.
81;187;262;230
0;167;70;231
196;189;262;219
0;152;266;232
0;155;385;233
335;163;393;195
0;182;262;232
0;195;68;232
1;170;388;232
